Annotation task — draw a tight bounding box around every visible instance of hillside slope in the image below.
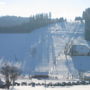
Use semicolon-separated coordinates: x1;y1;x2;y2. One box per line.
0;22;90;78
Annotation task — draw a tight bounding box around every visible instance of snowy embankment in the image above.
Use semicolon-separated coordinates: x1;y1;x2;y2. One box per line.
0;85;90;90
13;85;90;90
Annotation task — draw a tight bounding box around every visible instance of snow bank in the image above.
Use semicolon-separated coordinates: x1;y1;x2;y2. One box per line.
0;85;90;90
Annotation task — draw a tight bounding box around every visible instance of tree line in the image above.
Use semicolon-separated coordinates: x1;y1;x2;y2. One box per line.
0;13;66;33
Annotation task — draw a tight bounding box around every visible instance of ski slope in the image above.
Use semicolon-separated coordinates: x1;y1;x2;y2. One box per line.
48;22;84;80
0;21;90;80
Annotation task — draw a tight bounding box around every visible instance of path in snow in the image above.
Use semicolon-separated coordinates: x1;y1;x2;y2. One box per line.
45;22;84;80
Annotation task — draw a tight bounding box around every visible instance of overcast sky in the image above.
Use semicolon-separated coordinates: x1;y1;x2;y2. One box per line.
0;0;90;19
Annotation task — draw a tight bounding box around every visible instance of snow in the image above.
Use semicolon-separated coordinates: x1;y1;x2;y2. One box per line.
73;56;90;71
0;85;90;90
0;21;89;80
11;85;90;90
0;21;90;89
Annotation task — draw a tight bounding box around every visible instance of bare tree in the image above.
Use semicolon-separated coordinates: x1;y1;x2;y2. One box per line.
10;66;21;86
0;64;10;89
78;71;84;81
0;62;21;89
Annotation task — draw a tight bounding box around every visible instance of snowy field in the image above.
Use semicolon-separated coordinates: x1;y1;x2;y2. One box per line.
13;85;90;90
0;85;90;90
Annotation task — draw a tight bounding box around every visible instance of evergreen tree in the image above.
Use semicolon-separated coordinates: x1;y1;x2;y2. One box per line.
83;8;90;41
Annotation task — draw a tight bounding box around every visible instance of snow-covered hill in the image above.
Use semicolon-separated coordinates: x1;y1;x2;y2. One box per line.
0;22;90;80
